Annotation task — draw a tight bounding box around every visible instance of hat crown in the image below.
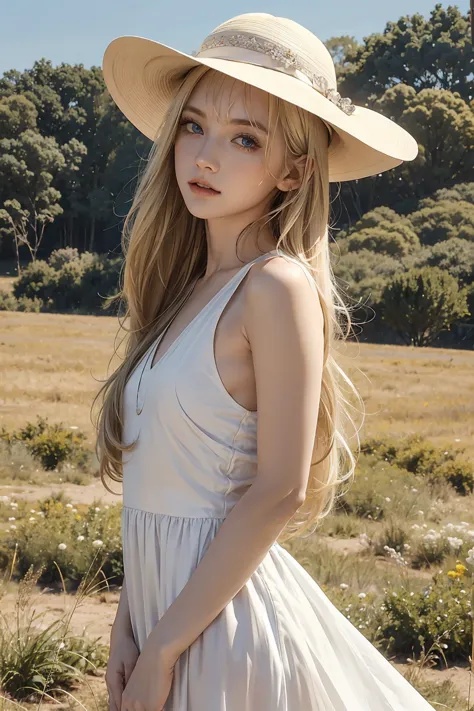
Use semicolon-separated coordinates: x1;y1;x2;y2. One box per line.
199;13;337;91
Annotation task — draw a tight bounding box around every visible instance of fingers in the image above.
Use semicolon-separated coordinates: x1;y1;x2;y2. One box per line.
106;669;125;711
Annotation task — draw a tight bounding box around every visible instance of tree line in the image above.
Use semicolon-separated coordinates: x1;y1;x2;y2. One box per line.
0;3;473;346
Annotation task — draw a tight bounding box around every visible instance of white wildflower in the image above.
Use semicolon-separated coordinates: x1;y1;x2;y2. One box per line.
58;543;67;550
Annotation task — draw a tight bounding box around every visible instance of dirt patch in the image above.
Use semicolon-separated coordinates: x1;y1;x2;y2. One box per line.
0;479;121;506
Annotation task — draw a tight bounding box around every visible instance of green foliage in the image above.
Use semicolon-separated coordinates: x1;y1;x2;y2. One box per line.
0;564;109;702
11;250;121;314
381;266;469;346
0;496;123;586
410;198;474;246
339;450;437;521
338;5;473;102
0;415;91;472
0;288;42;312
407;237;474;288
345;206;420;257
12;260;56;301
361;435;474;495
378;573;472;661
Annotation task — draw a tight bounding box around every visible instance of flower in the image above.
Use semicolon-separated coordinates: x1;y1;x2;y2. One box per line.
58;543;67;550
77;535;85;542
358;592;367;599
92;539;103;547
340;583;349;590
455;563;467;575
447;537;463;552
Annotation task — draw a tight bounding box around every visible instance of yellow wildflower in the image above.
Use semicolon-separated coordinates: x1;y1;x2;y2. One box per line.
455;563;466;575
447;570;461;579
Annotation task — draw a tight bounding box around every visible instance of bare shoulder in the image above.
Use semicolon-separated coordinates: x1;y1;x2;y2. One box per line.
241;254;325;503
242;254;323;340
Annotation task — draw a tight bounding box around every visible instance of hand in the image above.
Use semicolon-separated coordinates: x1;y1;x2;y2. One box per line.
105;629;139;711
121;640;178;711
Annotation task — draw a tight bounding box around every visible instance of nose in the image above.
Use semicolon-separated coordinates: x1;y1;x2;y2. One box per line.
195;139;219;173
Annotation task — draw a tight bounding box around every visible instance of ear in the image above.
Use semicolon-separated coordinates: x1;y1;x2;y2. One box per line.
276;154;315;192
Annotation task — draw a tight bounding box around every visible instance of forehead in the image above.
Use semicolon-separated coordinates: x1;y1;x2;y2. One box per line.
186;70;270;124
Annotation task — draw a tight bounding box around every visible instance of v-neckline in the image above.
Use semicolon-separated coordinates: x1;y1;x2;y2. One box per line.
147;250;278;374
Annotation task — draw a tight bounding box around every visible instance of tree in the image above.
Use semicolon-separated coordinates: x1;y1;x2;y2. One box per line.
338;4;473;104
409;199;474;245
381;266;469;346
0;129;65;269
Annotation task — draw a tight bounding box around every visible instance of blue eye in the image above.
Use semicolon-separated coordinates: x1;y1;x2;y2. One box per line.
178;116;260;151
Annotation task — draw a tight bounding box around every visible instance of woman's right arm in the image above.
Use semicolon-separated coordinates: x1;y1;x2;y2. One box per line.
110;574;134;645
106;575;140;711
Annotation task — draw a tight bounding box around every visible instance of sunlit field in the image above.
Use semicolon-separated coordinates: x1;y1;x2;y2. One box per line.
0;310;473;710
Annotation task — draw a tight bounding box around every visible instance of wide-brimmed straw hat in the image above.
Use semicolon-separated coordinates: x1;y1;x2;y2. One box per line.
102;12;418;182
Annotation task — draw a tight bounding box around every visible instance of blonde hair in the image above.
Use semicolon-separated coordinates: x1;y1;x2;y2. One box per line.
92;65;364;543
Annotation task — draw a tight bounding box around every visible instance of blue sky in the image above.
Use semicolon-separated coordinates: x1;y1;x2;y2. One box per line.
1;0;470;76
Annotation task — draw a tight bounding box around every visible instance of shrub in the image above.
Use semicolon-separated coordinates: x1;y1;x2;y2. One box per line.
48;247;81;270
361;435;474;495
0;415;91;472
373;518;411;556
1;497;123;587
380;265;469;347
12;260;56;303
10;251;122;314
0;289;43;312
339;451;435;521
0;563;109;702
377;572;472;662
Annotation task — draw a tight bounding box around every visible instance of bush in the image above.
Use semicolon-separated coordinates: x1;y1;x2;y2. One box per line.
380;266;469;347
12;260;57;303
0;497;123;587
10;251;122;314
378;571;472;662
0;289;43;312
338;451;436;521
0;415;91;472
48;247;81;270
0;564;109;702
361;435;474;495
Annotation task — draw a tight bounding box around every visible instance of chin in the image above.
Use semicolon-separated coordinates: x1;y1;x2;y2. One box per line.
182;200;227;220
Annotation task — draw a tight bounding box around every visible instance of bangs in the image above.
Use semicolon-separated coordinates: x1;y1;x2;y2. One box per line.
189;68;283;168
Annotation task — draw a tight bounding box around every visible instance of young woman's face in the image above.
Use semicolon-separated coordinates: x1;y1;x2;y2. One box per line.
174;73;287;222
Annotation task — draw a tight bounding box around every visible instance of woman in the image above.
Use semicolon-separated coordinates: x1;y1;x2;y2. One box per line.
96;11;433;711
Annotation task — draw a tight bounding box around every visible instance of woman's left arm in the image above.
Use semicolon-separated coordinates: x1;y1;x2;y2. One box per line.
146;257;325;663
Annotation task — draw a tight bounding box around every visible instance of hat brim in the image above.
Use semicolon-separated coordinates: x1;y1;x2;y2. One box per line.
102;35;418;182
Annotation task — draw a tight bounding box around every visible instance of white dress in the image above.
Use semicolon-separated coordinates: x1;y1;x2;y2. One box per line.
121;249;436;710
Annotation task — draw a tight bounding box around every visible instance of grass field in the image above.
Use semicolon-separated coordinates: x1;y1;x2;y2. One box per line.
0;308;473;710
1;309;473;458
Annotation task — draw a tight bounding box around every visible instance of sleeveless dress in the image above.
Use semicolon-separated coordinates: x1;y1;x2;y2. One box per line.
121;249;436;710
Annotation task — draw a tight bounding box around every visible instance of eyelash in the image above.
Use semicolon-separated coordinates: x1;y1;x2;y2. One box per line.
178;116;261;152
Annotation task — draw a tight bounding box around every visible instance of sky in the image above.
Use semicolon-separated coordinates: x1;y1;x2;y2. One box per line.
0;0;470;76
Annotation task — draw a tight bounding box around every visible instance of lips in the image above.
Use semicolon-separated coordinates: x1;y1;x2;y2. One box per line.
189;179;220;193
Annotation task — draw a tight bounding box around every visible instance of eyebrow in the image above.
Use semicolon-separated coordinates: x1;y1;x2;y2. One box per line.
182;105;269;135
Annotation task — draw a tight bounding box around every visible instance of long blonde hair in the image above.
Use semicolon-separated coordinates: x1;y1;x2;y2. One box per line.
92;65;364;543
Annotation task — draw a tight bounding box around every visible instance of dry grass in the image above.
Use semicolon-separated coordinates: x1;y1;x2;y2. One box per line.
1;311;473;463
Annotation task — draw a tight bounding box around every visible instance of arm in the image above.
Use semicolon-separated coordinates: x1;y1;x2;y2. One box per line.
145;257;324;663
110;573;134;645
